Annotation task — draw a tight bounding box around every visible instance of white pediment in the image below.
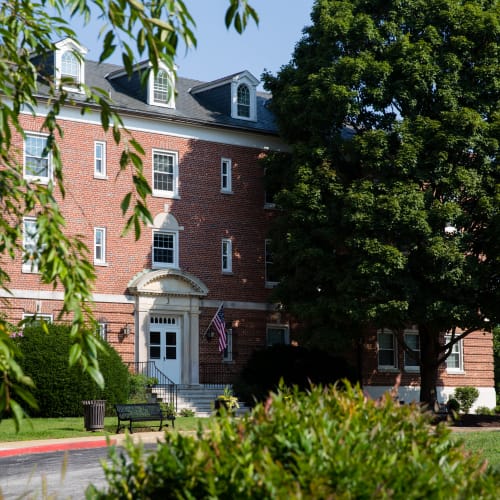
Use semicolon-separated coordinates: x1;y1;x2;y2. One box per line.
128;269;208;297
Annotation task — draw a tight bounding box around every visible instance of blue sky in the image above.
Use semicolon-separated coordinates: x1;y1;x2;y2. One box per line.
75;1;314;87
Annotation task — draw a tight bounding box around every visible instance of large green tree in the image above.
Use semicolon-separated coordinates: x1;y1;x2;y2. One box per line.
0;0;257;426
263;0;499;405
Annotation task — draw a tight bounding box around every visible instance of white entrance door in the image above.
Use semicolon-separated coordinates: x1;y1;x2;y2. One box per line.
148;316;181;383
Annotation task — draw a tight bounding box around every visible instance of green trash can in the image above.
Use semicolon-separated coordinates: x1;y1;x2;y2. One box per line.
82;400;106;431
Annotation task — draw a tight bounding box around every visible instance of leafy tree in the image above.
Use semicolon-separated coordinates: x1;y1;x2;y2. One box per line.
263;0;499;406
0;0;258;427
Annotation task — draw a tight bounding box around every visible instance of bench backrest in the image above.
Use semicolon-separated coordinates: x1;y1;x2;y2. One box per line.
115;403;163;419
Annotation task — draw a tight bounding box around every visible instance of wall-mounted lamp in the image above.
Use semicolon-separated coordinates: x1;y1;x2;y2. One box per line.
205;328;215;341
121;324;131;336
444;223;457;235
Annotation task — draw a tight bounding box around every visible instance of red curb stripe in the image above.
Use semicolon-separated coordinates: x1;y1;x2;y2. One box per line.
0;438;117;458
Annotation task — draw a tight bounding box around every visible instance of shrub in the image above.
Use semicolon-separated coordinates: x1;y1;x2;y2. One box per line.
454;386;480;414
475;406;495;416
233;344;357;404
128;374;157;403
89;383;500;499
17;323;130;417
178;408;195;417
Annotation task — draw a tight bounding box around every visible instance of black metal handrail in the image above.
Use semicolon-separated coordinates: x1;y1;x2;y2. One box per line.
199;362;238;387
128;361;177;411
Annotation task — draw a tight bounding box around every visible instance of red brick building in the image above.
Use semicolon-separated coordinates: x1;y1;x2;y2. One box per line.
2;39;495;410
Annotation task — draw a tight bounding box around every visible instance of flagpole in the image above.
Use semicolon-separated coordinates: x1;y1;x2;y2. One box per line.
203;302;223;337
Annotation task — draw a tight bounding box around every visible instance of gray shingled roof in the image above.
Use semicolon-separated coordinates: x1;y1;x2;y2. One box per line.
37;59;278;135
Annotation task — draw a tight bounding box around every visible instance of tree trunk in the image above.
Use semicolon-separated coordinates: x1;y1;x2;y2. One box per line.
418;325;441;408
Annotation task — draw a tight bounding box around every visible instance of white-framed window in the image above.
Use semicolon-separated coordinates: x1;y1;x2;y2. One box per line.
222;238;232;273
221;158;232;193
22;217;40;273
148;66;175;108
22;313;53;326
54;38;86;92
265;239;278;286
61;51;80;85
97;322;108;341
266;325;289;346
153;70;169;104
377;329;398;370
94;227;107;265
152;230;178;268
24;134;51;183
94;141;106;178
223;328;233;362
152;150;178;198
404;330;420;371
237;84;250;118
445;335;464;373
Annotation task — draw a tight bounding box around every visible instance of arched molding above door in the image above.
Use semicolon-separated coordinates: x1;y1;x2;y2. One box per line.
128;268;208;298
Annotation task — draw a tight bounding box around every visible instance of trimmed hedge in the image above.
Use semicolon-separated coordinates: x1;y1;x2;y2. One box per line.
16;324;129;417
233;344;358;404
90;383;500;498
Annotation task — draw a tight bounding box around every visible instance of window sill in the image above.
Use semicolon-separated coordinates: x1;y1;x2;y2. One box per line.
93;175;108;180
222;271;234;276
220;190;234;195
265;282;278;289
152;192;180;200
446;369;465;375
404;367;420;373
377;367;400;373
94;261;109;267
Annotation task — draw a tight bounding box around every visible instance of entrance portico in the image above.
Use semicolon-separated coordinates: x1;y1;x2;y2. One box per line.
128;268;208;385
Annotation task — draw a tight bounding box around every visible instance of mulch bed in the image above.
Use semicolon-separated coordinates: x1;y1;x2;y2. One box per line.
452;414;500;428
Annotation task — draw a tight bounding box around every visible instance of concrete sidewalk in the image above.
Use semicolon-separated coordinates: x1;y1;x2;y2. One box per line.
0;431;167;458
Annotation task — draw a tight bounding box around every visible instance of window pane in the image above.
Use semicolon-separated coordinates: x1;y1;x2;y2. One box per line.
378;333;394;349
267;328;285;345
166;346;176;359
154;70;169;103
25;136;49;178
153;232;174;264
379;351;395;366
237;84;250;117
150;331;161;344
166;332;176;345
153;153;174;192
149;346;161;359
61;51;79;78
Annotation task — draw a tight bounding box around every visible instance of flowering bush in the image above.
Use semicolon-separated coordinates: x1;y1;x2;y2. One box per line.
90;382;500;498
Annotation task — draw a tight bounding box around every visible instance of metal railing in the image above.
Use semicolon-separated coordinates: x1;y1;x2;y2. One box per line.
128;361;177;411
199;362;239;388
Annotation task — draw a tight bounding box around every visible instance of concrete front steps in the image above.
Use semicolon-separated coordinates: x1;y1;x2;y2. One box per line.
152;385;249;417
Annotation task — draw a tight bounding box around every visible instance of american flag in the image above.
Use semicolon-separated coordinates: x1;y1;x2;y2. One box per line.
212;303;227;352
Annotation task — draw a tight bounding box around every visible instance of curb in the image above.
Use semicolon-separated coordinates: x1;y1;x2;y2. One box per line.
0;438;117;458
0;432;166;458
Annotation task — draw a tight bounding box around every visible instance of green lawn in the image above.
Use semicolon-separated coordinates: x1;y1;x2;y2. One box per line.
454;431;500;470
0;416;208;442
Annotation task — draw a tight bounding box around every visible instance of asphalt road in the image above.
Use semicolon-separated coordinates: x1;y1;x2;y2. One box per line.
0;444;156;499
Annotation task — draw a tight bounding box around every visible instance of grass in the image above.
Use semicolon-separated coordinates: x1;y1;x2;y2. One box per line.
454;431;500;470
0;416;208;442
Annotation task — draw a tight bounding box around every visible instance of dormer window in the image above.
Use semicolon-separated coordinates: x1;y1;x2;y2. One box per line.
230;71;258;121
54;38;86;92
237;84;250;117
154;70;170;104
148;66;175;108
61;51;79;84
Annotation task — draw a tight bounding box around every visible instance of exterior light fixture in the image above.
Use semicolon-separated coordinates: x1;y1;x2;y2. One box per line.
444;223;457;234
121;324;130;336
